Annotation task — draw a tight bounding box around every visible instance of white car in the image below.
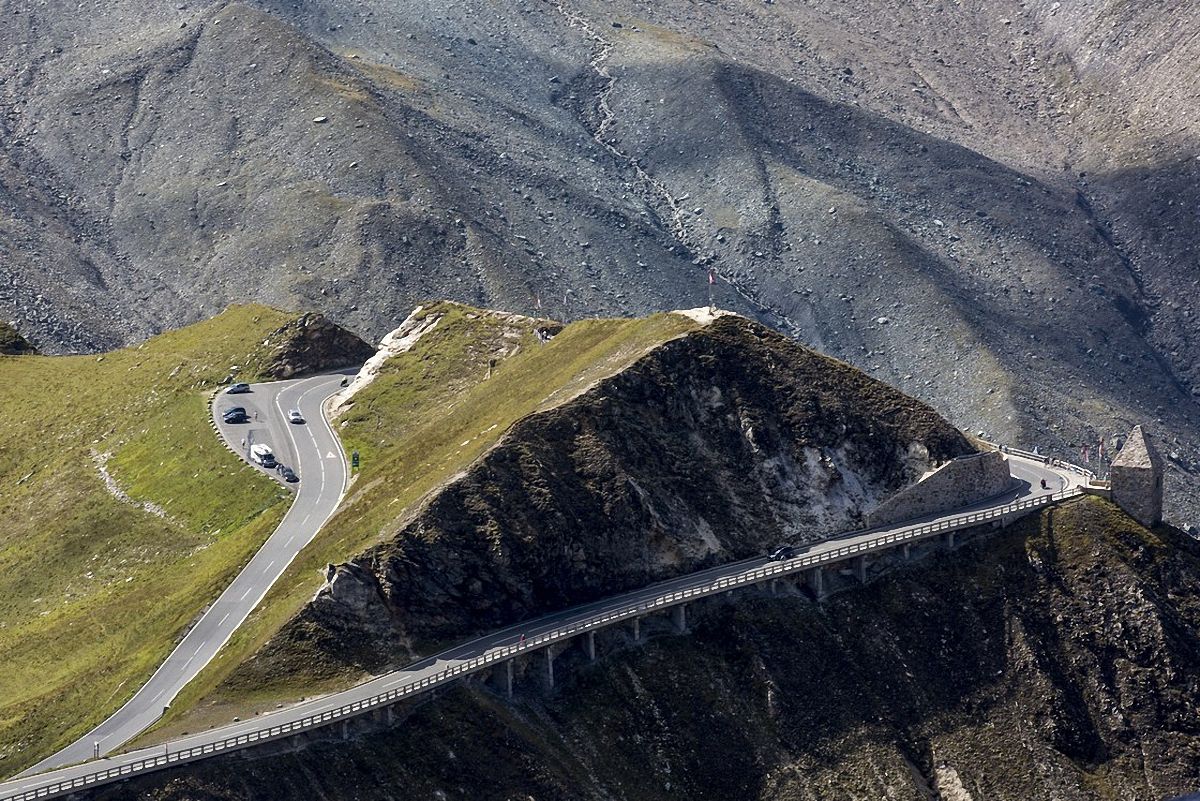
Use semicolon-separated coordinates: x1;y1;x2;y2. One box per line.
287;409;305;424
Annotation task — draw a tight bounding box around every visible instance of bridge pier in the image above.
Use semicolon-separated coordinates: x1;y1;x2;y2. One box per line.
544;647;555;691
902;543;911;560
806;567;825;600
632;616;641;643
584;629;596;661
671;604;688;634
494;659;514;699
853;555;868;583
942;530;957;550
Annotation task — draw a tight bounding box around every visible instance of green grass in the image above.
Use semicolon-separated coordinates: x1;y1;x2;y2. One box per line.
0;304;305;774
147;302;702;737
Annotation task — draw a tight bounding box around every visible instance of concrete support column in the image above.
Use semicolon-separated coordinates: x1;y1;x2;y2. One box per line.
853;555;868;583
902;543;911;560
632;616;641;643
807;567;825;600
584;630;596;661
341;720;351;741
671;604;688;634
544;647;555;690
770;579;779;596
500;659;513;700
386;704;395;725
943;530;956;550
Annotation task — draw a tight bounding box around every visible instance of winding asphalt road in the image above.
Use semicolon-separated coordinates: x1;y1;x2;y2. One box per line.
2;447;1083;799
21;373;351;776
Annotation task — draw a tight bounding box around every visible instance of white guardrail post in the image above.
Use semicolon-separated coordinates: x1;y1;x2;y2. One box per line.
2;452;1089;801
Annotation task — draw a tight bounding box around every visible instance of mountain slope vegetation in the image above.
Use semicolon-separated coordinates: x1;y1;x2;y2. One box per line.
0;305;360;775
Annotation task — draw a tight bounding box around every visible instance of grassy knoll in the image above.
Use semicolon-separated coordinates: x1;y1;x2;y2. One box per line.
0;305;303;774
149;303;701;736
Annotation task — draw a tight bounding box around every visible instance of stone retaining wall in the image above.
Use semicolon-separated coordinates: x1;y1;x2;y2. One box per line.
867;450;1014;527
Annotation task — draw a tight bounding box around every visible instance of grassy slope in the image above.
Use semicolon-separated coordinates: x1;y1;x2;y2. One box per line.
149;302;701;736
0;305;301;775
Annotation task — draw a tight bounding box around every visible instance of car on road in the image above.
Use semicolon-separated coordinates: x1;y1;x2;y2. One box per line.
222;406;249;423
768;545;798;561
276;464;299;483
250;443;276;468
225;382;251;394
287;409;305;424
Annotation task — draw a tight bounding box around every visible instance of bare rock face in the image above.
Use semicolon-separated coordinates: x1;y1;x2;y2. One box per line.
261;312;375;379
0;322;35;355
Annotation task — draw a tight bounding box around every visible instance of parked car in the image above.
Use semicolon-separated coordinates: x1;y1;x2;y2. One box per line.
276;464;299;483
768;545;797;562
250;443;276;468
222;406;249;423
287;409;305;424
225;382;251;394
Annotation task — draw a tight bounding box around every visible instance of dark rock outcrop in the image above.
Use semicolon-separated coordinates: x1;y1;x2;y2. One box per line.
261;312;375;379
0;322;36;355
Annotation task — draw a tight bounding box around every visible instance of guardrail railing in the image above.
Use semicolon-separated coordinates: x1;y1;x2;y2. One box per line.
1;480;1084;801
979;440;1096;481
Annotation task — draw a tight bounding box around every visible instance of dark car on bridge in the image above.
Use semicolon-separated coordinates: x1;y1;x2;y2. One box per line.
768;545;798;561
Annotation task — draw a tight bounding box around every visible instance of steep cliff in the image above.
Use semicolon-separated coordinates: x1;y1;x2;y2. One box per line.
95;498;1200;801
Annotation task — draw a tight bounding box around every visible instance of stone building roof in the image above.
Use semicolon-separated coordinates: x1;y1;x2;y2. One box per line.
1111;424;1162;470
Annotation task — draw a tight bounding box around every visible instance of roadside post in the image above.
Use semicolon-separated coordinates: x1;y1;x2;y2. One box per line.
351;450;360;471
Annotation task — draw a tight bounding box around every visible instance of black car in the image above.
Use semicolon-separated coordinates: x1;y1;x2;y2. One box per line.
768;545;797;562
276;464;299;483
222;407;249;424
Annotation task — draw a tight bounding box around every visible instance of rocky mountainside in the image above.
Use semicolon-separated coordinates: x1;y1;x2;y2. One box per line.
89;498;1200;801
214;311;970;697
1;0;1197;518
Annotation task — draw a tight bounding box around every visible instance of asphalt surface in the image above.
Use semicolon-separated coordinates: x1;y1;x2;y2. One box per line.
2;452;1081;798
21;372;351;776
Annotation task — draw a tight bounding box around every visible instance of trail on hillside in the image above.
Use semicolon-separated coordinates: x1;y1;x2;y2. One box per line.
549;0;803;335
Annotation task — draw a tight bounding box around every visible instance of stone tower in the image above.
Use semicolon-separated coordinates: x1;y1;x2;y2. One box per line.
1109;425;1164;527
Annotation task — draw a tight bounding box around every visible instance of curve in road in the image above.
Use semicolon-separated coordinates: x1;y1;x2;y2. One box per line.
21;372;351;776
2;451;1089;800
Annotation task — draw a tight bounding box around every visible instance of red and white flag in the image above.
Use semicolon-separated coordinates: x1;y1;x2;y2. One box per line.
708;268;715;285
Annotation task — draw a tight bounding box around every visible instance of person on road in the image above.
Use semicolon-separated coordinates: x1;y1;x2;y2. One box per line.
1040;478;1048;490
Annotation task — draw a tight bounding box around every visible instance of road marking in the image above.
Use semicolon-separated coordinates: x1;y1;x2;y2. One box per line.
240;587;253;600
220;613;230;625
326;451;336;459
